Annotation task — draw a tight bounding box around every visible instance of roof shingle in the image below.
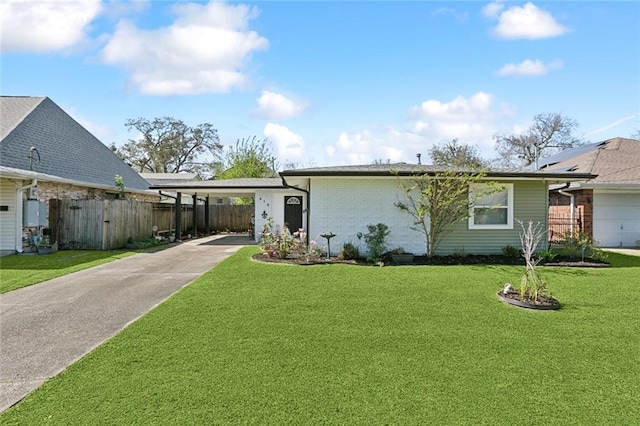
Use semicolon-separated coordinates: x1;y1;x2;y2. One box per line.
1;96;151;192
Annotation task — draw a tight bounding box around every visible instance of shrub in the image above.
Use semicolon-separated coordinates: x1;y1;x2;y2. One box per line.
363;223;390;263
501;244;521;258
338;242;359;260
556;230;607;261
452;248;468;258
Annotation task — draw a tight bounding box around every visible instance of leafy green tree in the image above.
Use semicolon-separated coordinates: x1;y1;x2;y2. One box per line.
494;112;581;167
429;139;485;167
213;136;278;205
395;168;499;257
116;117;222;176
214;136;278;179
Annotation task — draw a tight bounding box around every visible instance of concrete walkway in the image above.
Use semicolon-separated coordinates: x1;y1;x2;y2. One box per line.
0;234;253;413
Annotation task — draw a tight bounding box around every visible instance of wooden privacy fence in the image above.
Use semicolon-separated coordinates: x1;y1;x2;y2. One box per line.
197;204;253;233
50;199;253;250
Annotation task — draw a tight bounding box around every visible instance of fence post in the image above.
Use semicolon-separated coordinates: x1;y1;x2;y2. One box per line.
192;194;197;237
175;193;182;240
101;199;109;250
205;196;210;235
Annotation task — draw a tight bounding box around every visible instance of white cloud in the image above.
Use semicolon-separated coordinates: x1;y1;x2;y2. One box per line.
101;1;268;95
263;123;305;163
326;128;419;165
0;0;103;53
326;92;515;165
497;59;563;76
490;2;569;39
410;93;515;156
481;1;505;18
254;91;306;120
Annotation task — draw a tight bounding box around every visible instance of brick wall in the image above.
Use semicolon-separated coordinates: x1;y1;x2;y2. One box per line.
549;189;593;238
36;181;159;204
310;177;421;256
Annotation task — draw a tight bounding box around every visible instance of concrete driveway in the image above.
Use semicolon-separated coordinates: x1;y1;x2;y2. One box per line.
603;248;640;257
0;234;253;412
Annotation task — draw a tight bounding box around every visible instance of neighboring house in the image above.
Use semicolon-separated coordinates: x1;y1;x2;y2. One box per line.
537;137;640;247
0;96;158;253
151;163;593;256
139;173;221;205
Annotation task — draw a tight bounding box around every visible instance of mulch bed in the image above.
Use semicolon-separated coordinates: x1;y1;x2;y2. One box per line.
497;289;561;310
252;253;609;267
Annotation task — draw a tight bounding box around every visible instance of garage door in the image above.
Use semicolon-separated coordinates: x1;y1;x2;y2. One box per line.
593;191;640;247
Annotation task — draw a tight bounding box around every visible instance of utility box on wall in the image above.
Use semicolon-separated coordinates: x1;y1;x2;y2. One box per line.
23;200;48;227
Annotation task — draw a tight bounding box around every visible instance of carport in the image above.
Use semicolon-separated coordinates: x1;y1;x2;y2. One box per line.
148;178;308;241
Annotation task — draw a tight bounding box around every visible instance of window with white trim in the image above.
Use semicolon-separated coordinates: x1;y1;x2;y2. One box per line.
469;183;513;229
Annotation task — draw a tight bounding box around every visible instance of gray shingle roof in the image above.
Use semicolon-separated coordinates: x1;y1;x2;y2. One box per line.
0;96;151;192
280;162;595;180
0;96;44;140
537;137;640;185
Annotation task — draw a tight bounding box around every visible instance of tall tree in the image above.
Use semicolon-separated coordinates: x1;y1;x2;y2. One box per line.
116;117;222;176
429;139;485;167
395;169;500;257
494;113;581;167
214;136;278;179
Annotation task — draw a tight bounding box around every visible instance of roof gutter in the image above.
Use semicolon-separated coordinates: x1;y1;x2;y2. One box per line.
159;191;177;200
280;169;596;181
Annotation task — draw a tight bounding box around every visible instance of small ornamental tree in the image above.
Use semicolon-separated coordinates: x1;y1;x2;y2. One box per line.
518;220;549;301
395;168;500;257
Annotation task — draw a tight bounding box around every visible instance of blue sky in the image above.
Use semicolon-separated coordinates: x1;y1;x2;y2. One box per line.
2;1;638;169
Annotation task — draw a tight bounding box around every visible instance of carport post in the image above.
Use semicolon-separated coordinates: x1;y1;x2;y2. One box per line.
175;192;182;240
192;194;197;237
204;195;210;235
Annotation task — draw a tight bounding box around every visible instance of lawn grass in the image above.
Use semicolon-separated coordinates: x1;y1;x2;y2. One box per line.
2;248;639;424
0;249;145;293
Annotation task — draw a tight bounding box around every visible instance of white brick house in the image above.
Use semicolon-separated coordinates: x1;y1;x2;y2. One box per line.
148;164;595;256
280;164;595;256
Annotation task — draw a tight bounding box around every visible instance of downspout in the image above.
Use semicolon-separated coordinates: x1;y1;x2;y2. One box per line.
280;176;310;240
15;179;38;253
557;183;575;238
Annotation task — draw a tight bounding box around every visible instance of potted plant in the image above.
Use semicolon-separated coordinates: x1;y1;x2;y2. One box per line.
390;247;414;265
36;235;58;255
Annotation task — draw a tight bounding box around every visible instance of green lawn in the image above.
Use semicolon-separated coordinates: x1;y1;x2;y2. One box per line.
0;249;146;293
2;248;639;424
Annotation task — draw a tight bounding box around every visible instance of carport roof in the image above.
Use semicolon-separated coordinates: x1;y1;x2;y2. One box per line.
148;177;286;196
